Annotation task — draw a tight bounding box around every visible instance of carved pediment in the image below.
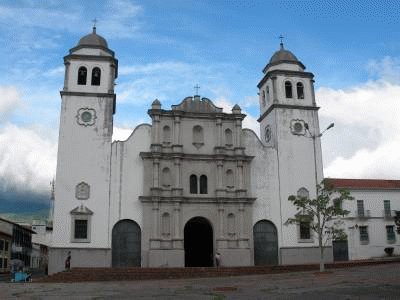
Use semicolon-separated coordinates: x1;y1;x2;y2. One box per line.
70;205;93;215
172;96;223;114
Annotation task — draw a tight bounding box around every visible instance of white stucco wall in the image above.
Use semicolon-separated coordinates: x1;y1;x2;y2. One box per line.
340;189;400;259
109;124;152;239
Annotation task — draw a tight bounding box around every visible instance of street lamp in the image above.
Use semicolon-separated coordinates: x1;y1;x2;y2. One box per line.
304;122;334;188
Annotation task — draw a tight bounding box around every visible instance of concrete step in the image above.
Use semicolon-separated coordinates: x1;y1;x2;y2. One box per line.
37;258;400;283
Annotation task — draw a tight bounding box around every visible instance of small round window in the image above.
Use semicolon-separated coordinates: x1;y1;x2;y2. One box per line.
81;111;92;122
294;122;303;133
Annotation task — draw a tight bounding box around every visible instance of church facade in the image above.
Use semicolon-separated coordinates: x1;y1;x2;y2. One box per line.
49;28;328;274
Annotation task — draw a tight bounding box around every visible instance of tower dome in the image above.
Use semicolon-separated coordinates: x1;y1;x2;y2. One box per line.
263;42;305;72
77;26;108;49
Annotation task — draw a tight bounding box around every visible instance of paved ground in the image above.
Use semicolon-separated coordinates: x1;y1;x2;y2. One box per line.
1;263;400;299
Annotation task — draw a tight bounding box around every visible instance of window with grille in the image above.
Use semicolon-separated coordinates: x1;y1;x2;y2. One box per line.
300;221;311;240
74;220;88;239
359;226;369;242
384;200;391;217
386;225;396;242
357;200;364;217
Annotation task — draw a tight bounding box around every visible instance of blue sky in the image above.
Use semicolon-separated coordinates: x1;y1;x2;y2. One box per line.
2;0;400;214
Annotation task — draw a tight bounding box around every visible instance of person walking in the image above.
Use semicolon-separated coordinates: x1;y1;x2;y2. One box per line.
215;252;221;267
65;251;71;271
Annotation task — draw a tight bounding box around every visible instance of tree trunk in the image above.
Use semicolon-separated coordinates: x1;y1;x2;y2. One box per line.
317;215;325;272
319;242;325;272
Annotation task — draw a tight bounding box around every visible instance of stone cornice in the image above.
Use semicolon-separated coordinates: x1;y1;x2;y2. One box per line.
148;109;246;121
139;195;256;204
257;104;320;122
60;91;116;100
140;151;254;161
257;69;314;88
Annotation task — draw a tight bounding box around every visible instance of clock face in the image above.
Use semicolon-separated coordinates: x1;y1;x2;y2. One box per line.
265;125;271;142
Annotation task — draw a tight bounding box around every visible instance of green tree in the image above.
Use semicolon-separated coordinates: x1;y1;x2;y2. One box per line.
286;179;354;272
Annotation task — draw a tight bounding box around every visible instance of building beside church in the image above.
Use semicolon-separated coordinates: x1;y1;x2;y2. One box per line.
327;179;400;261
49;27;330;274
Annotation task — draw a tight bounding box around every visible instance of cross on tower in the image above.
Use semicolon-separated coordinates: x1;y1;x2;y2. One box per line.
194;84;200;96
279;34;284;49
92;18;98;28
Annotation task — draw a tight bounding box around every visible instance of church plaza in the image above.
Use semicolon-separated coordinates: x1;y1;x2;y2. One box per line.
2;262;400;299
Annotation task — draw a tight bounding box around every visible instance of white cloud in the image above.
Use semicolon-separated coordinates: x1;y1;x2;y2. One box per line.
0;86;22;122
0;124;57;194
319;57;400;179
113;126;135;141
117;61;229;105
214;96;260;135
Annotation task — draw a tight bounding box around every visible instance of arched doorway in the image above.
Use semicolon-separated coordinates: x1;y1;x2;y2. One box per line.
112;219;141;267
184;217;213;267
253;220;278;265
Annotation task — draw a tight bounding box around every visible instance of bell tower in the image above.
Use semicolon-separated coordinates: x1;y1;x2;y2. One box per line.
50;26;118;274
257;42;324;256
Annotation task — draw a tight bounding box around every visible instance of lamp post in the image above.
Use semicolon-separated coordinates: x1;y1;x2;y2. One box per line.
304;122;334;188
303;122;334;272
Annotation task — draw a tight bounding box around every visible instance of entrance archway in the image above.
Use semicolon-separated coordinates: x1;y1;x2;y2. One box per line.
112;219;141;267
184;217;213;267
253;220;278;265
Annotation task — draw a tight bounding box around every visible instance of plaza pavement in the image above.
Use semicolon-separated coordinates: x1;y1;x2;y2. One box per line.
1;262;399;299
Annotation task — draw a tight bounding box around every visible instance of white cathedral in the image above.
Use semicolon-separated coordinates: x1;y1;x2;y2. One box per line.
49;27;326;274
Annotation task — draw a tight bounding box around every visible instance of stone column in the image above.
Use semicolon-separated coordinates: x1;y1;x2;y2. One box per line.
217;160;223;189
235;119;242;147
217;118;222;146
153;158;160;187
237;160;244;189
153;115;160;144
174;158;181;188
218;204;224;238
63;62;70;91
108;63;116;93
174;115;181;144
239;204;245;239
271;76;278;103
310;79;316;106
152;202;160;238
173;203;181;239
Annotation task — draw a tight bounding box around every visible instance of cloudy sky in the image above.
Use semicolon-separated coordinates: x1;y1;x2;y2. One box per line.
1;0;400;213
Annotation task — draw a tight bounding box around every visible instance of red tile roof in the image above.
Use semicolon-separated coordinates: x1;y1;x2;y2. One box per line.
325;178;400;189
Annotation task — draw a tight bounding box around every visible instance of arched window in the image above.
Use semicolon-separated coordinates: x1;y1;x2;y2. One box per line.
285;81;293;98
227;213;235;235
162;126;171;144
225;129;233;146
91;67;101;86
193;125;204;148
161;213;171;237
297;82;304;99
200;175;208;194
77;67;87;85
266;85;270;102
161;167;172;187
190;174;197;194
226;169;234;188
